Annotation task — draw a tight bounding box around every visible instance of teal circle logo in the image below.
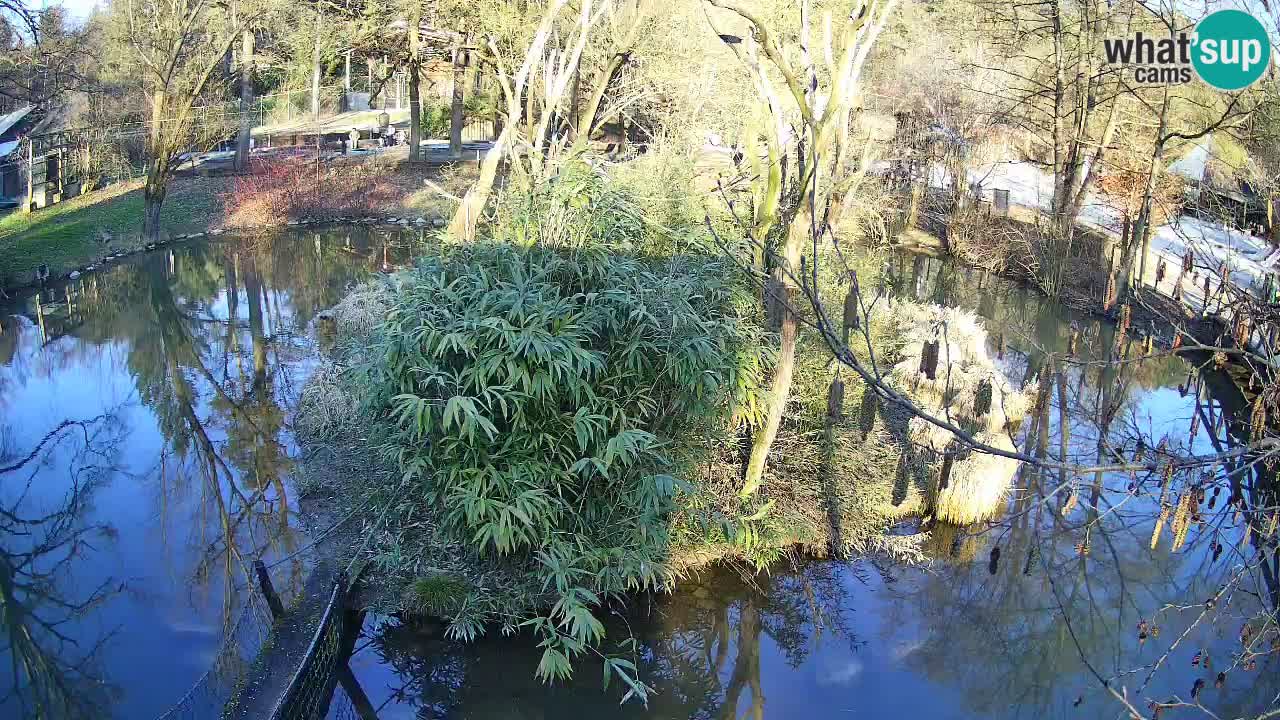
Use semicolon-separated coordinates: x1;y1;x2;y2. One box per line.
1192;10;1271;90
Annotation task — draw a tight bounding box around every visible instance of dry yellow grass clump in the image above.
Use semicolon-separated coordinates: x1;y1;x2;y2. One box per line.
884;303;1029;525
297;281;394;440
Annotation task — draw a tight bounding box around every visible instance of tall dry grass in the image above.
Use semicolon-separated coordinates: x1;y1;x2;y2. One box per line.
886;303;1030;525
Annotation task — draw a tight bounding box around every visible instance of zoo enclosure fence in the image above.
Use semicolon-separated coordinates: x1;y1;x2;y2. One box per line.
148;516;372;720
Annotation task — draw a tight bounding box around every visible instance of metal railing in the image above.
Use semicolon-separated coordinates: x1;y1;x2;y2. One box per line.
267;573;359;720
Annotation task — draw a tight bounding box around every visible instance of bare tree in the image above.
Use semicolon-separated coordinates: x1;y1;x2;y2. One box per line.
0;3;92;111
112;0;245;239
446;0;612;240
0;416;126;720
704;0;900;497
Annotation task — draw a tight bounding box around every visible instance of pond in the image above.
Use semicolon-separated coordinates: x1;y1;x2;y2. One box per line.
1;235;1275;720
0;228;425;719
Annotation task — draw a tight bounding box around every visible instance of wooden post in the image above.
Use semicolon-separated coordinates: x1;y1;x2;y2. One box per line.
920;339;940;379
827;377;845;421
34;294;46;345
254;559;286;619
24;139;33;212
344;50;352;111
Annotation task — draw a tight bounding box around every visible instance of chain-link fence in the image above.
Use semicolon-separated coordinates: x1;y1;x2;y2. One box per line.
267;573;360;720
153;590;277;720
255;87;347;128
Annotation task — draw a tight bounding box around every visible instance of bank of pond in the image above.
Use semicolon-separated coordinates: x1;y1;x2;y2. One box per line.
0;229;1275;720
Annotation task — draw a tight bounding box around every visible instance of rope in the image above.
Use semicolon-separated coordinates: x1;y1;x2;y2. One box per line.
262;493;377;573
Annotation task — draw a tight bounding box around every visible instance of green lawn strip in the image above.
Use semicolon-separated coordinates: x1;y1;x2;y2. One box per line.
0;178;226;283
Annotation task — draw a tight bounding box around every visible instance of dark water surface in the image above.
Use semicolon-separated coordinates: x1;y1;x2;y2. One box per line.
0;229;421;719
1;238;1275;720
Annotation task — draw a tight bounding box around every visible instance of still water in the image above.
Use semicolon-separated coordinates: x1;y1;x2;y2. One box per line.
1;237;1275;720
0;230;421;719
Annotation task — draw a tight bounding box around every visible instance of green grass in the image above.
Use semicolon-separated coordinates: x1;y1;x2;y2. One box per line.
0;176;227;286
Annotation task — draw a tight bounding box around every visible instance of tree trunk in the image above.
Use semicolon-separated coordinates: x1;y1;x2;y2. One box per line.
488;63;503;137
571;51;627;153
449;47;466;159
143;90;169;240
741;302;796;497
1121;93;1170;303
235;28;254;172
143;160;168;240
448;126;509;241
408;6;421;162
741;208;808;497
310;8;322;119
408;67;421;160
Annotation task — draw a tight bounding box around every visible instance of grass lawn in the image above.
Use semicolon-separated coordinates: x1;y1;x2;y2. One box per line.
0;175;228;286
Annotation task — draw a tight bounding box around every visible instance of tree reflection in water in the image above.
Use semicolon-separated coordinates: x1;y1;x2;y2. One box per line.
2;237;1272;719
885;253;1279;719
0;229;418;719
322;251;1280;720
357;562;859;719
0;415;127;719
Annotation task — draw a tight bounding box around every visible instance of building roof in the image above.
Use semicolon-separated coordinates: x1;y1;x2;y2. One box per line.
0;105;34;138
1168;136;1210;184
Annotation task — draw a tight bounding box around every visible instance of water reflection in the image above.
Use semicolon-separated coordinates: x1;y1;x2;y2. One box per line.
885;253;1278;718
350;563;859;719
0;414;126;719
0;229;421;719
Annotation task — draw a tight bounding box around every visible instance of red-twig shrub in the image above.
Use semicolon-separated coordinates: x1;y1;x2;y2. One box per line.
220;157;407;228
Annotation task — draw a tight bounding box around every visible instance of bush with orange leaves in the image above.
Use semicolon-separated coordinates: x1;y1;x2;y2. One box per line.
1095;166;1185;225
220;156;409;228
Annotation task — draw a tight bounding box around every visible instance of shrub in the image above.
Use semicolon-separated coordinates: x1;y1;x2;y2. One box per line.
219;157;405;228
360;242;763;683
490;160;650;250
419;103;450;139
417;93;497;140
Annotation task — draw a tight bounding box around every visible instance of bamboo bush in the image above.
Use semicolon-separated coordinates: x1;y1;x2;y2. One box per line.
357;240;766;687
